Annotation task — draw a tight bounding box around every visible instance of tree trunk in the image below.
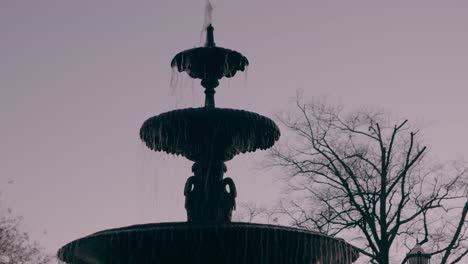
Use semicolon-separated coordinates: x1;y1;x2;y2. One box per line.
378;247;390;264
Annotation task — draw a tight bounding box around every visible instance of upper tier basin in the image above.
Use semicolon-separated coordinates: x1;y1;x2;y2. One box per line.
140;107;280;161
171;46;249;81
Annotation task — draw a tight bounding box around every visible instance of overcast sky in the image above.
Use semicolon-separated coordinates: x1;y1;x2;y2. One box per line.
1;0;467;257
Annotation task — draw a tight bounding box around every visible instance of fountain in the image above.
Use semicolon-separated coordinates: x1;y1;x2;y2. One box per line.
58;8;360;264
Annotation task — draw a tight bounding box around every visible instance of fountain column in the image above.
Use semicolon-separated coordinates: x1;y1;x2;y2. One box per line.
183;24;237;222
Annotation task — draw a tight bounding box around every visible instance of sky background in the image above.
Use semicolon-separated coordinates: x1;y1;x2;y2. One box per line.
1;0;468;260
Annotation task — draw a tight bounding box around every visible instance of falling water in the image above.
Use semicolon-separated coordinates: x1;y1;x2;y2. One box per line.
170;66;183;106
137;141;160;221
243;65;249;88
170;54;204;107
170;67;179;90
170;67;190;108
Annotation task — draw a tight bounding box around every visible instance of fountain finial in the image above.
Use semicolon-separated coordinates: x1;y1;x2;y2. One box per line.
205;24;216;47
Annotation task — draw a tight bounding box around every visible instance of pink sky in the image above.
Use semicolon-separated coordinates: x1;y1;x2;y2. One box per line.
1;1;467;261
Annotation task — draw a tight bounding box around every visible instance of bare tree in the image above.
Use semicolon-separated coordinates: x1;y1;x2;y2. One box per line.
233;202;282;224
267;97;468;264
0;204;51;264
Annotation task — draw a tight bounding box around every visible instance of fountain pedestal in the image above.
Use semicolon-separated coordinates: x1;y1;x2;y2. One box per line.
184;160;236;222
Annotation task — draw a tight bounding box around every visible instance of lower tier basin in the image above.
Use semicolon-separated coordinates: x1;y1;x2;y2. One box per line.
58;222;358;264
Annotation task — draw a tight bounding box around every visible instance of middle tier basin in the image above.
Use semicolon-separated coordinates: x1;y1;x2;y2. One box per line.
140;108;281;161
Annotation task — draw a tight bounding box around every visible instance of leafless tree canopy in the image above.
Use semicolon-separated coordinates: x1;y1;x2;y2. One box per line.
233;202;282;224
267;98;468;264
0;209;51;264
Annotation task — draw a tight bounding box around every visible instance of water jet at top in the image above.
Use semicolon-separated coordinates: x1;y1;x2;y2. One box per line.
58;3;359;263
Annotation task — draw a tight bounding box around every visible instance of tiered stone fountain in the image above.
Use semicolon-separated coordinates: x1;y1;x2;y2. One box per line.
58;21;359;264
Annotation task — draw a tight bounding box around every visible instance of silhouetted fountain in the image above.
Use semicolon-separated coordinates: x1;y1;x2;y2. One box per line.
58;10;360;264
